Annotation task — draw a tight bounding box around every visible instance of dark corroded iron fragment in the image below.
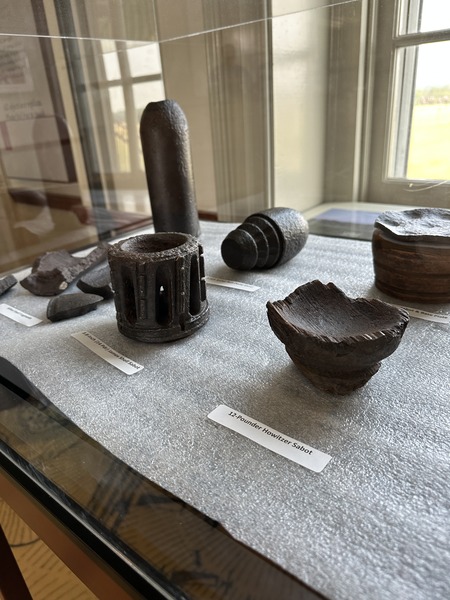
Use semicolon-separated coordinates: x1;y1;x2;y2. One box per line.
47;293;103;322
0;275;17;296
20;244;109;296
221;207;309;270
140;99;200;237
267;280;409;395
77;264;113;299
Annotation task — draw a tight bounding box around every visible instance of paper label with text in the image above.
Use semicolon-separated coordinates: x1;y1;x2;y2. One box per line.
72;331;144;374
208;405;331;473
402;307;449;324
0;303;42;327
205;276;259;292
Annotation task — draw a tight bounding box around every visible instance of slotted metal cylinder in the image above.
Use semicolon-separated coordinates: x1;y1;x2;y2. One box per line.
108;233;209;342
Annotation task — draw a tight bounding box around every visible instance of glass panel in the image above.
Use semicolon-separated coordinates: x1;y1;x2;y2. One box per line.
0;0;48;36
0;0;367;274
155;0;357;42
419;0;450;33
154;0;269;46
133;81;165;113
272;5;330;213
389;42;450;181
400;0;450;35
102;43;121;81
134;81;165;174
108;86;128;172
127;43;162;77
0;32;100;274
407;41;450;180
0;358;311;599
5;0;361;44
55;0;158;42
272;0;361;17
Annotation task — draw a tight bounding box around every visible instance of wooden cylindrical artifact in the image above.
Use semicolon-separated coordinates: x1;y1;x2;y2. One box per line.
372;208;450;303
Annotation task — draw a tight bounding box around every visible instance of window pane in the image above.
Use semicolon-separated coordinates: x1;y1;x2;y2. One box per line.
133;81;165;112
108;87;129;172
100;40;121;80
133;81;165;170
401;0;450;34
103;52;121;81
419;0;450;33
127;43;162;77
407;41;450;180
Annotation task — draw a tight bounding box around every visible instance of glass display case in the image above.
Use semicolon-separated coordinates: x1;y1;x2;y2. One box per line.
1;2;449;599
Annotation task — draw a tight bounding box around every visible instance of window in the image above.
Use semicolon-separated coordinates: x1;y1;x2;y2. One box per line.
55;1;165;222
365;0;450;208
98;40;164;175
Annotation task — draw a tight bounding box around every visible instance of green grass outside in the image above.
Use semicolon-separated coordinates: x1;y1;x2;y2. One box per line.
407;103;450;180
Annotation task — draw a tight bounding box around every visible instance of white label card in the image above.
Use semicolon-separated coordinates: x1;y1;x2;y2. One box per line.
208;405;331;473
205;276;259;292
0;303;42;326
71;331;144;374
402;307;449;324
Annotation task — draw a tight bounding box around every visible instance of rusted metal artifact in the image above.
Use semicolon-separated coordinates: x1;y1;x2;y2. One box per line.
140;100;200;237
0;275;17;296
221;207;309;270
267;280;409;395
372;208;450;303
47;293;103;322
77;264;113;299
20;245;109;296
108;233;209;342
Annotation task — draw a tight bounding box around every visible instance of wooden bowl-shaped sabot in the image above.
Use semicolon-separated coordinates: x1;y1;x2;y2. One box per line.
267;281;409;395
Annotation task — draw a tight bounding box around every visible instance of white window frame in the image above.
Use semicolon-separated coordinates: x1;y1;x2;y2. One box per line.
362;0;450;208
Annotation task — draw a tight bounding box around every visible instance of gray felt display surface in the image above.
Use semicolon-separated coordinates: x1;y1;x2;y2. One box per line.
1;221;450;600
